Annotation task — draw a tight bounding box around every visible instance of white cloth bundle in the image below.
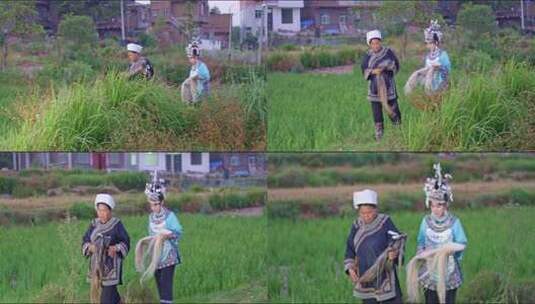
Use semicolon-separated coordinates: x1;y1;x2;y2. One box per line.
406;242;466;304
135;229;171;284
181;77;198;104
404;66;435;96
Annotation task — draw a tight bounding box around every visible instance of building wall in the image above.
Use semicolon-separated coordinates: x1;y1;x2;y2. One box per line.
182;153;210;173
272;7;301;34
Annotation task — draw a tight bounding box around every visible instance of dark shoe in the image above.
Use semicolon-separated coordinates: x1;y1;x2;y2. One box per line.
375;123;384;141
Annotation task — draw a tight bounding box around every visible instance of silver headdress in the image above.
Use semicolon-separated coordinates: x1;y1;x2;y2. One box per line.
145;170;166;203
423;163;453;208
186;40;201;58
424;20;443;44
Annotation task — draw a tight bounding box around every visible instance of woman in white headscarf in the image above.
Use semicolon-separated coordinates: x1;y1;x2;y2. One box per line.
344;189;406;304
361;30;402;141
82;194;130;304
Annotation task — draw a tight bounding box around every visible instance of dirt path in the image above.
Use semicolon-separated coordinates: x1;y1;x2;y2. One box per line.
214;206;264;217
268;180;535;201
307;64;354;75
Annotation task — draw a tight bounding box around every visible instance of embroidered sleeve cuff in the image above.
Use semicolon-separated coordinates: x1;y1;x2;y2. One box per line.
416;246;425;256
117;242;129;257
82;242;91;257
364;69;372;80
344;258;355;274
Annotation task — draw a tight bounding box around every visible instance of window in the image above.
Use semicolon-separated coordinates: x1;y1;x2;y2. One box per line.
72;153;91;167
191;153;202;165
320;13;330;25
142;153;158;167
353;11;361;20
281;8;293;24
339;15;347;25
230;155;240;166
248;156;256;167
108;153;124;167
130;154;137;166
255;9;262;19
49;153;68;165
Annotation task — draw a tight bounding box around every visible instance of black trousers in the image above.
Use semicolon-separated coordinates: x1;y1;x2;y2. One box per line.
155;265;176;304
101;285;121;304
371;99;402;125
424;288;457;304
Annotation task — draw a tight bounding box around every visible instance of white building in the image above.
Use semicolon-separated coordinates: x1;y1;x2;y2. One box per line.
266;0;304;36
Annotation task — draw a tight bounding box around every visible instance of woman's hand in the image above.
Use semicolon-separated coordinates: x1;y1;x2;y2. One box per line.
348;268;359;283
107;245;117;258
387;248;399;261
372;68;383;75
88;243;96;254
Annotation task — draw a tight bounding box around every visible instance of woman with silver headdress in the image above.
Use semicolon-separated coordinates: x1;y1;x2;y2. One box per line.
361;30;402;141
135;171;183;304
406;163;467;304
181;41;211;104
344;189;406;304
82;194;130;304
404;20;451;97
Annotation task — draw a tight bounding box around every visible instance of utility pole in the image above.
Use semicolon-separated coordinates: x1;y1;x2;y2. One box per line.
257;5;265;65
229;12;233;60
521;0;525;31
120;0;126;44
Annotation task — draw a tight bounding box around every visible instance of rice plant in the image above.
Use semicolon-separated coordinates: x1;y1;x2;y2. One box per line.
267;207;535;303
0;214;267;303
268;60;535;151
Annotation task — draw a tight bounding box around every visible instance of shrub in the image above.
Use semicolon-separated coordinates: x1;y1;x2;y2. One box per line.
60;174;104;187
69;202;94;219
107;171;147;191
12;184;36;198
267;52;299;72
0;176;17;194
267;201;300;220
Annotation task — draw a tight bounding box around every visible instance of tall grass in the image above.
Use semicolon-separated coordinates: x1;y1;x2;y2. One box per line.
268;207;535;303
0;70;266;150
268;59;535;151
0;214;266;302
403;61;535;150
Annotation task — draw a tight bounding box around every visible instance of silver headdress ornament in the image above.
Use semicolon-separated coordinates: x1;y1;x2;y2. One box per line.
145;170;166;203
423;163;453;208
424;20;443;44
186;40;201;58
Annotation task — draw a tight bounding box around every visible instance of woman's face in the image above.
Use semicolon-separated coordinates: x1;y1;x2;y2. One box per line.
127;51;139;63
96;203;112;223
426;42;437;51
370;39;382;53
150;200;162;213
188;56;197;65
358;205;378;224
430;200;447;217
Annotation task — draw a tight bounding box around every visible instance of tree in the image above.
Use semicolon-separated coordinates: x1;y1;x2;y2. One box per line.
456;3;497;50
376;1;441;59
0;1;44;70
57;14;98;64
51;0;120;22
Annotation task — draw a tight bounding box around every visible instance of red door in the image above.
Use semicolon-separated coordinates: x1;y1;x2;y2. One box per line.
91;153;107;170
